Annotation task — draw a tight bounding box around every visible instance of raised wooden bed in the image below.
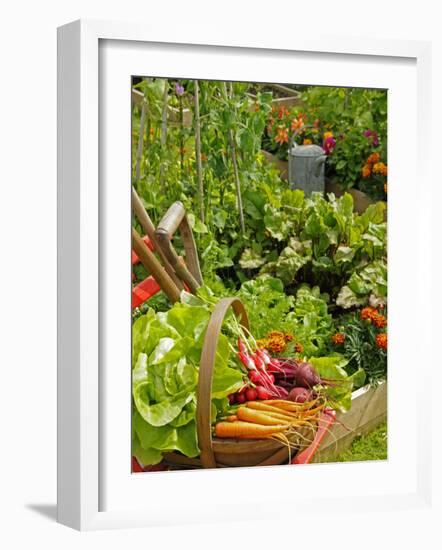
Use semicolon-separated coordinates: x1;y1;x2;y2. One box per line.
312;381;387;463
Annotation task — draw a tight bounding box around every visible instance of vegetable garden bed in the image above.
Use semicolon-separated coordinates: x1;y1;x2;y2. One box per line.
131;78;389;470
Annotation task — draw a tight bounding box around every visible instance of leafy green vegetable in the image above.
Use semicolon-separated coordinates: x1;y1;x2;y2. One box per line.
131;299;244;465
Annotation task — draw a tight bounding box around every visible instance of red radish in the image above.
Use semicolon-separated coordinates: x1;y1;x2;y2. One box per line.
248;370;261;383
255;386;272;400
288;387;313;403
245;387;258;401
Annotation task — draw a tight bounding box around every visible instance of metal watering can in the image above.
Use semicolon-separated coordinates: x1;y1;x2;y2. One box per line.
288;126;327;195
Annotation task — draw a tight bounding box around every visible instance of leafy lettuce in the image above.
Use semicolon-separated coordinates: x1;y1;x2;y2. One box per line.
132;299;243;465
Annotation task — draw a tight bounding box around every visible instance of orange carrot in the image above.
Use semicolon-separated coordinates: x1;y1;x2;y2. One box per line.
237;406;290;426
214;421;288;439
245;401;298;418
225;415;238;422
266;399;319;412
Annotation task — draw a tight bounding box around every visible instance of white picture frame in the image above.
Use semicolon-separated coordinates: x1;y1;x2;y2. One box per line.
57;19;432;531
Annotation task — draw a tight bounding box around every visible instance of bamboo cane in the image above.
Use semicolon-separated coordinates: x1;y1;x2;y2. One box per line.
159;79;169;194
135;101;146;182
193;80;205;223
221;82;245;235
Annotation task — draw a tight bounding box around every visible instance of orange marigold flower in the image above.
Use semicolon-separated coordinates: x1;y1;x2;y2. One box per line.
372;313;387;329
375;333;388;350
361;307;378;322
268;330;285;339
372;162;387;176
295;342;304;353
367;152;380;164
323;131;334;140
284;333;295;342
266;337;287;354
303;138;312;145
275;126;289;144
265;331;288;354
362;164;371;178
331;332;346;345
256;338;269;349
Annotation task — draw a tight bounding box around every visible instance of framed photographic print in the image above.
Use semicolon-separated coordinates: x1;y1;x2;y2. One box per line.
57;19;432;530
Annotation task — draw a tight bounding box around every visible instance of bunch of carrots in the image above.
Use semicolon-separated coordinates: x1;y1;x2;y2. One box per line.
215;398;327;449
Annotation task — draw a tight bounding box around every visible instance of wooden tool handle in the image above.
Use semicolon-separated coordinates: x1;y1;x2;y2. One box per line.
131;228;181;303
196;298;249;468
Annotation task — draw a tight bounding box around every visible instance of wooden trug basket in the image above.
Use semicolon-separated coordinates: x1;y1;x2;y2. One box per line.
165;297;315;469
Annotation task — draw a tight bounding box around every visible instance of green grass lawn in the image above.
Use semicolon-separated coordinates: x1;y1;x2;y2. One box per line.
324;422;388;463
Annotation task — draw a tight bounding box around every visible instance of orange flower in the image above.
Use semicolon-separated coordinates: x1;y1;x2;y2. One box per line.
200;153;208;161
362;164;371;178
263;331;289;354
331;332;346;345
256;338;269;349
373;162;387;176
284;333;295;342
361;307;378;322
294;342;304;353
372;313;387;329
266;337;287;354
278;106;289;119
291;117;304;131
367;152;380;164
375;333;388;350
303;138;312;145
275;126;289;144
323;131;334;140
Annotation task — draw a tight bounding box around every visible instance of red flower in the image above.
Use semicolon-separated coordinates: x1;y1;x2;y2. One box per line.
372;313;387;329
361;307;378;322
331;332;346;345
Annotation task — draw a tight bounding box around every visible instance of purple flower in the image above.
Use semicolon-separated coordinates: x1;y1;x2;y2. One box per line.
372;131;379;147
323;136;336;155
363;129;373;138
175;82;184;96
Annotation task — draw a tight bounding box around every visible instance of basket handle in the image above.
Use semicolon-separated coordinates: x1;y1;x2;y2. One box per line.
196;297;249;468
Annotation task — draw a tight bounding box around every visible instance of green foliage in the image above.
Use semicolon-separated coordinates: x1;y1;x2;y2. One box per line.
329;309;388;384
264;86;387;200
237;277;333;357
131;299;243;464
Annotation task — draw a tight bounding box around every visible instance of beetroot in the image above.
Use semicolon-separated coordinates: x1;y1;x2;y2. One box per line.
293;362;321;388
228;393;236;405
288;387;313;403
236;392;246;404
